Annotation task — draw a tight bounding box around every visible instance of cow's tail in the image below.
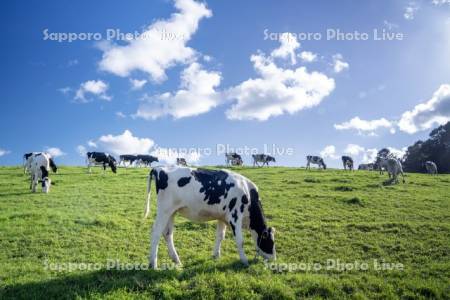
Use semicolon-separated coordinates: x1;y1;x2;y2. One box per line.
144;169;156;219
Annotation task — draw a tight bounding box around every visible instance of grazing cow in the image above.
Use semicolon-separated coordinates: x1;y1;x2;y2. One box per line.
342;156;354;171
137;155;159;167
425;161;438;175
176;158;187;166
252;154;276;167
24;152;57;174
86;152;117;173
225;153;243;166
29;152;52;193
306;156;326;170
119;155;138;167
358;163;374;171
378;157;405;184
144;166;276;269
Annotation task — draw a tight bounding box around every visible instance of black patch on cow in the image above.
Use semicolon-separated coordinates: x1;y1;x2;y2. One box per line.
232;209;238;223
49;158;57;173
240;203;245;213
228;197;237;211
191;169;235;205
229;221;236;236
152;169;168;194
177;176;191;187
240;194;248;213
40;166;48;187
222;205;226;211
248;188;273;254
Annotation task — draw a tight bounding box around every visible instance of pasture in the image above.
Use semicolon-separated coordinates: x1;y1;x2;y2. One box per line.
0;166;449;299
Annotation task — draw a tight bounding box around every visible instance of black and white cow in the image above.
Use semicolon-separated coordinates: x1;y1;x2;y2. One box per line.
28;152;52;193
306;155;326;170
341;156;354;171
119;155;138;167
424;161;438;175
24;152;57;174
225;153;243;166
358;163;374;171
176;158;187;166
252;154;275;167
378;157;405;184
137;155;159;167
144;166;276;269
86;152;117;173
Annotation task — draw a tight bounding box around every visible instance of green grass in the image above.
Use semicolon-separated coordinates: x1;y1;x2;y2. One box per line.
0;166;449;299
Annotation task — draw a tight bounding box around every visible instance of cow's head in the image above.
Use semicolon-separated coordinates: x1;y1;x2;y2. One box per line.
268;156;276;162
109;161;117;173
322;162;327;169
256;227;276;260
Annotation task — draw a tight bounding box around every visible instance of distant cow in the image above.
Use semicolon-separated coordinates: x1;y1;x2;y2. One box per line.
252;154;275;167
358;163;374;171
86;152;117;173
342;156;354;171
29;152;52;193
425;161;438;175
378;157;405;184
24;152;57;174
144;166;276;269
176;158;187;166
306;156;326;170
137;155;159;167
119;155;138;167
225;153;243;166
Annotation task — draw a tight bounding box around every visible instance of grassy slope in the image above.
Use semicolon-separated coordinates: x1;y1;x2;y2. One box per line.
0;166;449;299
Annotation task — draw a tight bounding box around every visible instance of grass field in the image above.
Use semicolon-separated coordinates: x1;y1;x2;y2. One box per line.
0;166;449;299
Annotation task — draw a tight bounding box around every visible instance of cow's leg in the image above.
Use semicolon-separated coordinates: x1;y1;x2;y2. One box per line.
306;161;310;170
149;209;172;269
31;174;37;193
163;214;181;265
233;219;248;265
213;221;227;259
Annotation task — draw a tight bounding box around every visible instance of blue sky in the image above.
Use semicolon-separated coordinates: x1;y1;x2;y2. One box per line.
1;0;450;167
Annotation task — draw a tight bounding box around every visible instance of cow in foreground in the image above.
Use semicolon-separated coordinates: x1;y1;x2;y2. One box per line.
29;152;52;193
252;154;275;167
86;152;117;173
225;153;243;166
306;156;326;170
378;157;405;184
144;166;276;269
342;156;354;171
425;161;438;175
24;152;57;174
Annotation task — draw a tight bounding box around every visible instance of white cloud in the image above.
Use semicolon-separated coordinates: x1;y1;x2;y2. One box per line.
362;148;378;163
270;33;300;65
298;51;317;63
116;111;126;118
404;2;419;20
344;144;365;156
398;84;450;134
98;0;212;82
87;140;97;148
334;117;395;135
135;62;221;119
431;0;450;5
225;36;335;121
320;145;339;159
0;148;10;157
76;145;87;157
45;147;66;157
58;87;72;95
130;78;147;90
67;59;79;67
95;130;155;156
388;147;407;158
75;80;111;102
332;54;349;73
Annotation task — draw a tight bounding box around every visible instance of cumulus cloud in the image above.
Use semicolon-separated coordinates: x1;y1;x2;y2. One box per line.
320;145;339;159
270;33;300;65
404;2;419;20
0;148;10;156
75;80;111;102
398;84;450;134
387;147;407;159
334;117;395;135
299;51;317;63
225;36;335;121
93;130;155;156
116;111;127;118
432;0;450;5
135;62;221;119
45;147;66;157
344;144;365;156
98;0;211;82
361;148;378;163
130;78;147;90
332;54;349;73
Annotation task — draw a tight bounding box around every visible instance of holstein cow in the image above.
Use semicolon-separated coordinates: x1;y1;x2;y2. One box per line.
225;153;243;166
119;155;138;167
137;155;159;167
252;154;276;167
425;161;438;175
378;157;405;184
358;163;374;171
29;152;52;193
144;166;276;269
176;158;187;166
24;152;57;174
86;152;117;173
341;156;354;171
306;156;326;170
